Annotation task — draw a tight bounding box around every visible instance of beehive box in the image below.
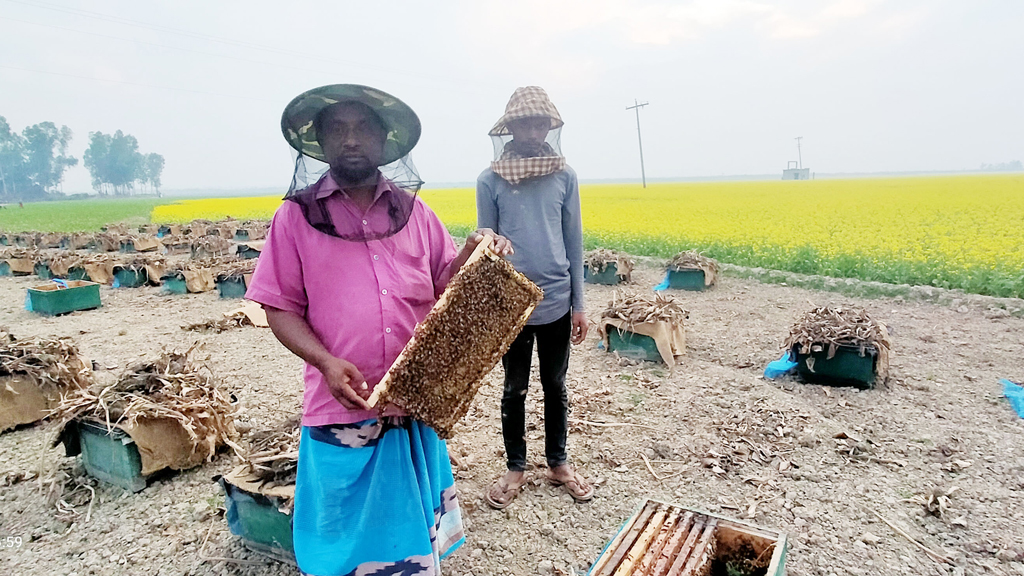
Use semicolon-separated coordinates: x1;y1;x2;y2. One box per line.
367;238;543;438
791;345;878;389
219;466;296;564
590;500;787;576
26;280;102;316
34;262;56;279
607;327;663;363
112;266;148;288
585;263;625;285
667;268;707;291
70;419;148;492
216;274;252;299
162;272;189;295
237;241;264;260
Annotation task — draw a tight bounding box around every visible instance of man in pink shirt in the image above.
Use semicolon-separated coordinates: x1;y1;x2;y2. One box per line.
246;84;510;576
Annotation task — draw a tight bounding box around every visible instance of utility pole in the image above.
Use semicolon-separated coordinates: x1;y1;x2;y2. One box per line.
626;99;649;187
795;136;803;169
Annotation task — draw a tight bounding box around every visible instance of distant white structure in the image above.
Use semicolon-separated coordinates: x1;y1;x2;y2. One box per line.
782;136;810;180
783;161;810;180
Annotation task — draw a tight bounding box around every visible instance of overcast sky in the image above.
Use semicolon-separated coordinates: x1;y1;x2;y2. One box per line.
1;0;1022;193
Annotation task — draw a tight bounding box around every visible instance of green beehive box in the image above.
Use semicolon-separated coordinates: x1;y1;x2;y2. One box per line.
667;268;706;291
161;273;188;295
0;235;8;246
220;477;296;564
216;276;248;299
793;345;877;389
237;246;261;260
584;263;625;285
589;499;787;576
75;419;148;492
27;280;102;316
234;230;251;242
68;267;90;281
113;267;148;288
34;262;55;279
607;327;663;363
0;262;10;276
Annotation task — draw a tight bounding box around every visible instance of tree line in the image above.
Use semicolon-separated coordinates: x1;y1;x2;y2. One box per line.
0;115;164;202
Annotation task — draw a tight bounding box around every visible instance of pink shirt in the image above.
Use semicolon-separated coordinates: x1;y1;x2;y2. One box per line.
245;172;460;427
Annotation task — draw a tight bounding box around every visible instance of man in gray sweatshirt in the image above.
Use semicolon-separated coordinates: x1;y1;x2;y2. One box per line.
478;86;593;509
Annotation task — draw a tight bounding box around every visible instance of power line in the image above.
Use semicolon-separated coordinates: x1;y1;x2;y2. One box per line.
626;99;649;188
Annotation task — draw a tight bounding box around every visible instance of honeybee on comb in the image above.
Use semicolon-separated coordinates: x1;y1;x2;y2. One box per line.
367;237;543;438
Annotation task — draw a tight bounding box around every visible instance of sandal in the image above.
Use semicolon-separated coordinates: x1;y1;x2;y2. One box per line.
550;470;595;502
485;475;527;510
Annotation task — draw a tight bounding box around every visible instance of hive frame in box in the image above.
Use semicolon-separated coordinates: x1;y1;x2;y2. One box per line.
366;237;541;436
589;498;787;576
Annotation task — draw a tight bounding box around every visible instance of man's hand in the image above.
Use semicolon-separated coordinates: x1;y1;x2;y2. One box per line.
321;357;371;410
571;311;589;345
467;228;513;256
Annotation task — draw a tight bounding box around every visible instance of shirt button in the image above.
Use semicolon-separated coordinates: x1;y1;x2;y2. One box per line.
381;289;388;295
373;255;379;260
385;327;392;334
362;219;368;225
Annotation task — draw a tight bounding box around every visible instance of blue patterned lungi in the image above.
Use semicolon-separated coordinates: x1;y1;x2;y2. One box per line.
294;418;465;576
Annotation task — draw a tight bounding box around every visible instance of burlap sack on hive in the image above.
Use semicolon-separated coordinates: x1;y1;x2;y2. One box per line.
1;330;92;431
54;347;241;475
599;291;688;366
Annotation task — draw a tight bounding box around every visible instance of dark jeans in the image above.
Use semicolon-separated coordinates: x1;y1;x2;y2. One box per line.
501;311;571;472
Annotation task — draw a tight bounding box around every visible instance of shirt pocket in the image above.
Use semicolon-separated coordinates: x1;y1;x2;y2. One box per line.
391;242;436;307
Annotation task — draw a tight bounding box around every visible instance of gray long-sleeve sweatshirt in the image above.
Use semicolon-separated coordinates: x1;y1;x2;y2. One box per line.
476;166;584;325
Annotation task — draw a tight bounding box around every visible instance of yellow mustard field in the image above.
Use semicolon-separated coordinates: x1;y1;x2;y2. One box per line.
150;175;1024;297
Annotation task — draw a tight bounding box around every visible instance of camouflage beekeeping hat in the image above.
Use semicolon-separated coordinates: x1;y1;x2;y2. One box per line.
488;86;564;136
281;84;421;166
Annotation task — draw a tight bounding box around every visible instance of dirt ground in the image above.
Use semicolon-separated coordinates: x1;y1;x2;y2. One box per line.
1;259;1023;576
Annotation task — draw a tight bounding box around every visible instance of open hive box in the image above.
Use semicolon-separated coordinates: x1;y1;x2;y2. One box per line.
26;279;102;316
590;500;787;576
784;306;891;389
367;237;543;438
219;415;300;564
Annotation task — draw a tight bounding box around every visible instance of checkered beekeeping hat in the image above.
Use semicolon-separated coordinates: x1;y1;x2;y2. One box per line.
488;86;565;136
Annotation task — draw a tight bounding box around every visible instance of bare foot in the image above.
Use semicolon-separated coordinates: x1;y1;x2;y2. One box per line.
486;470;527;509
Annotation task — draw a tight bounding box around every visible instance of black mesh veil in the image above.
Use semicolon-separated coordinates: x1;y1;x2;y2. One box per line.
490;127;563;160
280;84;423;242
283;153;423;242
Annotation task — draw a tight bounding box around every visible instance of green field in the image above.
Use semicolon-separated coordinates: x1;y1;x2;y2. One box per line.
0;198;165;233
4;174;1024;299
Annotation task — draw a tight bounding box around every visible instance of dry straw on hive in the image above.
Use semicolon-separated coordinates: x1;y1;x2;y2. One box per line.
190;236;234;258
585;249;634;281
238;415;301;487
668;251;720;286
601;291;689;331
0;330;92;394
40;252;84;277
784;306;892;377
367;238;543;438
183;309;259;333
53;346;241;462
215;257;257;280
